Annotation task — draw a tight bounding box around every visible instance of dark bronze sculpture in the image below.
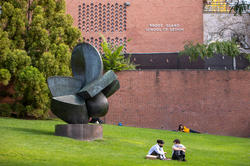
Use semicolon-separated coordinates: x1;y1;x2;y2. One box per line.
47;43;120;125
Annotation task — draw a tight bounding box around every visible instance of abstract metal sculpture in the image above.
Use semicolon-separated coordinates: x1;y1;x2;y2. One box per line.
47;43;120;125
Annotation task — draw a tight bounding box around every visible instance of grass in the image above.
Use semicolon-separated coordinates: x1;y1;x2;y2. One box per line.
0;117;249;166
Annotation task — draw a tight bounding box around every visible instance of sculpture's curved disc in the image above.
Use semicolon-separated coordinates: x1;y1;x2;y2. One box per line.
71;43;103;85
47;76;83;97
51;95;89;124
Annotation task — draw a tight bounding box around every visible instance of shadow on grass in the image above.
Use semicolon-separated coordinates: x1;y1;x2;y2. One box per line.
2;126;54;136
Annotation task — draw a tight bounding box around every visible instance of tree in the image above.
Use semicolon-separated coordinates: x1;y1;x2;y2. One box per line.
0;0;81;118
230;0;250;15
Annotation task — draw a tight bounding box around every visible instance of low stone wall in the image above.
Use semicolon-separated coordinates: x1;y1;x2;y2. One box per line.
106;70;250;137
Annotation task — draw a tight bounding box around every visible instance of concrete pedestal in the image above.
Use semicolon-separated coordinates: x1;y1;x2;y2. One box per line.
55;124;103;141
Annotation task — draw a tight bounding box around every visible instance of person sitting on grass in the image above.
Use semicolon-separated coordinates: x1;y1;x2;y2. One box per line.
178;124;200;133
146;139;167;160
172;139;186;161
89;117;103;124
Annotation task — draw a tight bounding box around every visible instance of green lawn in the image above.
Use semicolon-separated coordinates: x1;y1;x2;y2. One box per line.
0;117;249;166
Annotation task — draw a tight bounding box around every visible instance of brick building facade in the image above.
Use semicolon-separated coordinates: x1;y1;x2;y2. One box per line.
65;0;203;53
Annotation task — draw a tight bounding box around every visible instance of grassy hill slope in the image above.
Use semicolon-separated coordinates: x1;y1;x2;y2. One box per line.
0;118;249;166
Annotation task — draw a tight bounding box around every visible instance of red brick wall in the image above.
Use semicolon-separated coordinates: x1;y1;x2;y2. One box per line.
65;0;203;53
106;70;250;137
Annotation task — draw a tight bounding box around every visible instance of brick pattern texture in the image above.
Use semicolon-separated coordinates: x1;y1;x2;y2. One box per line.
106;70;250;137
65;0;203;53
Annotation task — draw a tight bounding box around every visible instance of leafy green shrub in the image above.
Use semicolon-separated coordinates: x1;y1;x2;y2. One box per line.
0;0;81;119
12;103;26;118
4;49;31;76
35;44;71;78
100;35;135;72
180;40;240;61
15;66;50;119
179;42;211;61
0;69;11;86
0;103;12;117
210;41;240;57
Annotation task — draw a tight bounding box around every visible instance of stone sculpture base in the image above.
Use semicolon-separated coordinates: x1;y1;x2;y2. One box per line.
55;124;103;141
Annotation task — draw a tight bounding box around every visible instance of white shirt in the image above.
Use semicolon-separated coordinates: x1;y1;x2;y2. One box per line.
172;144;186;155
172;143;185;150
148;144;166;156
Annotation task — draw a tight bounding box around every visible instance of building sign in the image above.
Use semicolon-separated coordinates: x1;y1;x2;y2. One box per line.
145;24;184;32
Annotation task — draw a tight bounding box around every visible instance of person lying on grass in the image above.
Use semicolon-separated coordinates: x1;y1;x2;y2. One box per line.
172;139;186;161
146;139;169;160
178;124;200;133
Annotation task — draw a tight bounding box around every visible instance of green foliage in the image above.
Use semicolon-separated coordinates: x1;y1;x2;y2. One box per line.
0;0;81;119
244;53;250;70
0;29;11;65
12;102;26;118
26;5;51;58
0;69;11;86
35;52;59;78
4;49;31;76
0;1;26;49
180;42;212;61
230;1;250;16
15;66;50;118
0;103;12;117
180;40;240;61
101;35;135;72
209;41;240;57
36;44;71;78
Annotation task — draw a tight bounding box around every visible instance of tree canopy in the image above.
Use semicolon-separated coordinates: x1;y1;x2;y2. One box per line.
0;0;81;118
